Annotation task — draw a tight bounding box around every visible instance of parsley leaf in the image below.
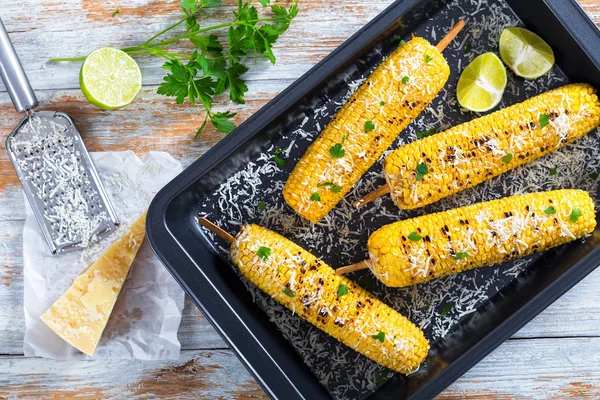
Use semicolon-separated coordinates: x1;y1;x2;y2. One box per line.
465;41;472;53
408;231;422;241
283;287;295;298
258;0;270;6
398;39;406;47
364;120;375;133
310;192;321;202
372;331;385;343
337;283;348;297
257;200;266;211
501;153;513;164
454;252;469;260
375;369;392;384
425;54;432;63
379;101;385;106
189;35;223;57
415;163;428;181
256;246;271;260
569;209;582;223
272;147;286;167
540;113;550;128
210;111;237;134
544;205;556;215
401;76;409;84
416;128;436;139
440;302;454;317
549;167;557;176
329;143;345;158
590;172;599;180
357;275;374;291
112;9;120;16
318;182;342;193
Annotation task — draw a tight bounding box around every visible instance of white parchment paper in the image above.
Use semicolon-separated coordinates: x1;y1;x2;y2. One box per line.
23;151;185;360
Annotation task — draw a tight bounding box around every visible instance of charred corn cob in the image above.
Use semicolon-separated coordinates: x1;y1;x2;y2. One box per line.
367;189;596;287
283;37;450;223
231;224;429;373
383;83;600;210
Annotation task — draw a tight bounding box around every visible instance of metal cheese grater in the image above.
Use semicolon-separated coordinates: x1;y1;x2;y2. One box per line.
0;18;119;254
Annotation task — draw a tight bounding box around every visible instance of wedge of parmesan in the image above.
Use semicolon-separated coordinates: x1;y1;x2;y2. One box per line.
41;211;147;356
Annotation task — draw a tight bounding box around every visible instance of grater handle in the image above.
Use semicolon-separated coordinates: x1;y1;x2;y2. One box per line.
0;18;37;113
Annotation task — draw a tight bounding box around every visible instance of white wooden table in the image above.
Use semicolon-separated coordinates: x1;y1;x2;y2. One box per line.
1;0;600;397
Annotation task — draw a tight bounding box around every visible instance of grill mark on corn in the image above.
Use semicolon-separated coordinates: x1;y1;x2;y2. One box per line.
230;224;429;373
367;189;596;287
384;83;600;210
283;37;450;223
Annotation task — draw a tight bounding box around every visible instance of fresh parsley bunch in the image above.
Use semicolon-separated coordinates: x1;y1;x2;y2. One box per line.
52;0;298;137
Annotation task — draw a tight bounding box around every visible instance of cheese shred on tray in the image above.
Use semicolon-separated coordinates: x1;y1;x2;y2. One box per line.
367;189;596;287
41;211;147;356
283;37;450;223
231;224;429;374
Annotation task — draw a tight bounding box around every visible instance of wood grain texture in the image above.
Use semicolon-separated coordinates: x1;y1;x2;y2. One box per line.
1;0;600;398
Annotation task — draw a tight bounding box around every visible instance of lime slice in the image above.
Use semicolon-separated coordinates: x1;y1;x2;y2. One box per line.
80;48;142;110
457;52;507;112
499;27;555;79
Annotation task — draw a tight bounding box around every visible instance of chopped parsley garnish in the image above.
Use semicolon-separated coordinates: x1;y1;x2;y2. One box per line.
372;331;385;343
544;205;556;215
283;287;295;298
318;181;342;193
569;209;582;223
425;54;432;63
590;172;599;180
310;192;321;202
337;283;348;297
398;39;406;47
401;76;409;84
548;167;557;176
416;127;436;139
501;153;513;164
257;200;266;211
375;368;392;384
357;275;374;291
112;9;120;17
440;302;454;317
272;147;287;167
256;246;271;260
415;163;429;181
453;252;469;260
364;120;375;133
465;41;472;53
379;101;385;106
329;143;345;158
540;113;550;128
408;231;422;241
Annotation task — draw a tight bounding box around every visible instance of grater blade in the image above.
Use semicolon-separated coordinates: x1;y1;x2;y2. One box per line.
6;111;119;254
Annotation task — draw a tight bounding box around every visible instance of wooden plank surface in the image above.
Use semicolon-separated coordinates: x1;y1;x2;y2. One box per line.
1;0;600;398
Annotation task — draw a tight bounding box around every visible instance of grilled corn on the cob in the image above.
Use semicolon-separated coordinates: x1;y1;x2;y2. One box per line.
367;189;596;287
283;37;450;223
230;224;429;373
383;83;600;209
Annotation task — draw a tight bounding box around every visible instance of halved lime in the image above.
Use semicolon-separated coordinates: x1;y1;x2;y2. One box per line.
499;27;555;79
80;48;142;110
457;52;507;112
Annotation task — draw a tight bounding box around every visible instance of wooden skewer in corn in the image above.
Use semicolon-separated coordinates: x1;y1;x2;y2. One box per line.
351;20;465;210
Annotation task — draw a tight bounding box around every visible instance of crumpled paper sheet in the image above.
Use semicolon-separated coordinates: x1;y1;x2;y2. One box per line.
23;151;185;360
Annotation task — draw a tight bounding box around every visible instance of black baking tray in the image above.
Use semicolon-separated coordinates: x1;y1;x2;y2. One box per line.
147;0;600;398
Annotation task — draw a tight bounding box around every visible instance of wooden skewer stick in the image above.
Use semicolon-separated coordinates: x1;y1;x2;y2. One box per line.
198;217;234;244
335;260;370;275
353;20;466;210
436;19;466;51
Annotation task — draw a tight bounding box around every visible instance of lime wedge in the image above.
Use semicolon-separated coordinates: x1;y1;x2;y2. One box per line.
457;52;507;112
499;27;555;79
80;48;142;110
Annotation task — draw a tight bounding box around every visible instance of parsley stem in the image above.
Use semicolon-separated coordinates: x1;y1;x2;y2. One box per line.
49;56;87;62
142;18;186;46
